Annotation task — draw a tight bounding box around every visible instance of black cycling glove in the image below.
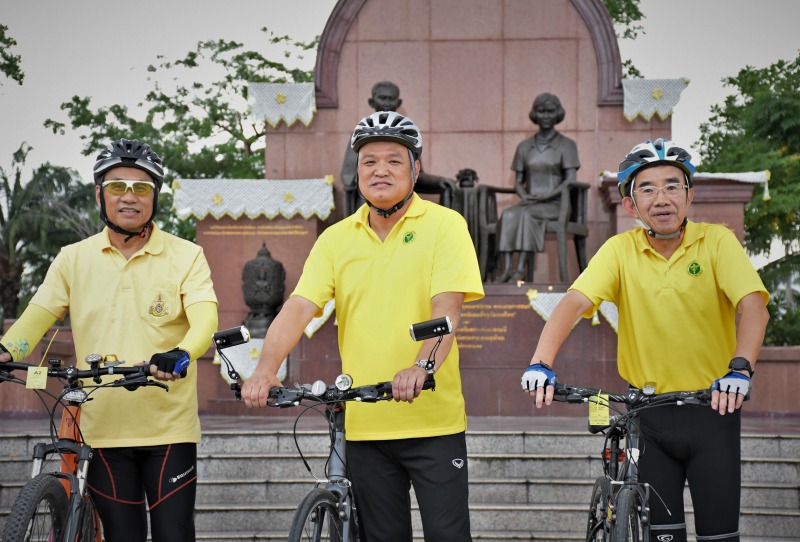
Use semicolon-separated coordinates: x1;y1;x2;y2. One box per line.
149;348;191;377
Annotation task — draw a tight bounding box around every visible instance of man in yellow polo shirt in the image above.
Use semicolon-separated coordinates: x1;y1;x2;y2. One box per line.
0;139;218;542
520;139;769;542
242;112;484;541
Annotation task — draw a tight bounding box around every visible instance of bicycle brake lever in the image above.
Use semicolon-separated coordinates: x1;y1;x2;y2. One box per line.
142;380;170;392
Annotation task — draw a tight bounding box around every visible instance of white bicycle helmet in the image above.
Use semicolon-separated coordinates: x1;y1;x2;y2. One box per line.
617;138;695;198
350;111;423;159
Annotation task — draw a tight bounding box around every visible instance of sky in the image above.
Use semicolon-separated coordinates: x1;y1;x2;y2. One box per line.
1;0;799;183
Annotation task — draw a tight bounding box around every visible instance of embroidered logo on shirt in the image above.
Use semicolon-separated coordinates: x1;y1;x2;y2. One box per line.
403;231;416;244
687;260;702;277
148;293;170;317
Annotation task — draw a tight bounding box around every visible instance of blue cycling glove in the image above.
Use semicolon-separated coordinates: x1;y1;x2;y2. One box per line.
149;348;191;377
521;362;557;392
711;371;750;397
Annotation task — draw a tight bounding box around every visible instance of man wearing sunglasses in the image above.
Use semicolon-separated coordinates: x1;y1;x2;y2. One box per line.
520;138;769;542
0;139;218;541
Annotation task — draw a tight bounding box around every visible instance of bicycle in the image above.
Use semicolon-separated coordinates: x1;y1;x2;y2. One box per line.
0;355;169;542
551;382;711;542
213;317;451;542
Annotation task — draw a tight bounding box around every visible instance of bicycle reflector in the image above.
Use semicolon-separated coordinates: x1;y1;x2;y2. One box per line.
213;326;251;349
409;317;453;341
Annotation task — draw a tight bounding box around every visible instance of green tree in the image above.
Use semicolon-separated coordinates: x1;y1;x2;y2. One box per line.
45;28;318;240
603;0;645;78
696;52;800;345
0;144;95;319
0;24;24;86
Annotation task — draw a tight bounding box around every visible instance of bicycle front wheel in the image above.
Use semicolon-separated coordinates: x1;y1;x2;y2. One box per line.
288;488;357;542
586;477;610;541
77;496;100;541
2;473;68;542
609;488;644;542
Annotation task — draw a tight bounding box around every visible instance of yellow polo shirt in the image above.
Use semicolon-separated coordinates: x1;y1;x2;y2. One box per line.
27;225;217;447
571;222;768;393
293;195;484;440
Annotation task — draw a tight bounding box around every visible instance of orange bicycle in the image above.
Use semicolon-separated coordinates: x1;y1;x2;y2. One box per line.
1;355;168;542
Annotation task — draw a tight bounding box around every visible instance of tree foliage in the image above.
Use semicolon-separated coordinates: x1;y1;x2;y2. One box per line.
0;24;24;86
696;52;800;345
45;28;317;241
0;145;96;319
603;0;644;78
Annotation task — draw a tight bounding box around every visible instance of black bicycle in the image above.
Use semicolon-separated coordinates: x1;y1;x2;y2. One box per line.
213;317;452;542
552;382;711;542
0;356;168;542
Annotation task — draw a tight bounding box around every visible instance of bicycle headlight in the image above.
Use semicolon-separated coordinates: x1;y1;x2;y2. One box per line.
310;380;327;396
63;389;89;403
335;374;353;391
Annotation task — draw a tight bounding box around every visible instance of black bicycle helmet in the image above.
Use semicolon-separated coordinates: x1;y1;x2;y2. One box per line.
93;139;164;187
351;111;423;159
93;139;164;242
617;138;695;198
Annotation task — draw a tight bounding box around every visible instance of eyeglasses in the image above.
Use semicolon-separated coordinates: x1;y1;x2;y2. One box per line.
102;180;156;196
633;183;687;201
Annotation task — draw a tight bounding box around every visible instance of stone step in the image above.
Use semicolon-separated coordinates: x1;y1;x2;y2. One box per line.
5;429;797;462
186;502;800;539
2;421;799;540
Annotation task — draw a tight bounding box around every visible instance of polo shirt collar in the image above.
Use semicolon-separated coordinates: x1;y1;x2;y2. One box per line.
634;219;704;255
100;223;165;255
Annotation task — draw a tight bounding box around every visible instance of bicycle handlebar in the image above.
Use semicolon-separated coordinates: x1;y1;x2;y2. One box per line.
553;382;711;434
0;360;169;392
553;382;711;407
267;376;436;408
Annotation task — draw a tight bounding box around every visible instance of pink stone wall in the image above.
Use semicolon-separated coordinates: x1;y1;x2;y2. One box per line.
264;0;674;283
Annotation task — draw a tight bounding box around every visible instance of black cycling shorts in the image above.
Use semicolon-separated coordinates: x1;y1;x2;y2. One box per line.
87;443;197;542
638;404;741;542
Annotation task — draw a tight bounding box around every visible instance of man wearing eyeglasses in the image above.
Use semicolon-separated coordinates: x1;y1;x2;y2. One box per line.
520;139;769;542
0;139;218;541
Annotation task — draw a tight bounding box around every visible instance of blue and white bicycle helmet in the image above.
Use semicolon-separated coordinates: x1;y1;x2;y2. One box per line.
617;139;695;197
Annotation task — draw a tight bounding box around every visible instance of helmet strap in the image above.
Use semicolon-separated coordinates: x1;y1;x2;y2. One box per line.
98;186;158;243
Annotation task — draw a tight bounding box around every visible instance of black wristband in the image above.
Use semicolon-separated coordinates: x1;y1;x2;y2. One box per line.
728;356;754;378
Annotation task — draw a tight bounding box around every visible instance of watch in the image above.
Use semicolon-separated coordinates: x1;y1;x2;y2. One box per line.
728;356;754;378
415;359;436;374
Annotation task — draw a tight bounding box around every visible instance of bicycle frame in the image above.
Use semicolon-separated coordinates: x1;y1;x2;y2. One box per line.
319;404;358;542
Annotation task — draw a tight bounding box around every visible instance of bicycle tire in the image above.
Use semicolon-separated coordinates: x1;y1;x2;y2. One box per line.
609;488;644;542
287;488;358;542
77;496;100;541
586;477;610;541
2;473;68;542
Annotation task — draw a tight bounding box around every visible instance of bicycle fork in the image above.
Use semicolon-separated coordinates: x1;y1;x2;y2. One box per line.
609;426;651;535
31;403;100;541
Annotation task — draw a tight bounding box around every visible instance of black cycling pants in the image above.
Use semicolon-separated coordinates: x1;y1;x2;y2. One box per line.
347;432;472;542
638;405;741;542
87;443;197;542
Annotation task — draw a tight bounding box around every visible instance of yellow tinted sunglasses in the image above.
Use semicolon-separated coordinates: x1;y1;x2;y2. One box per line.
101;180;156;196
